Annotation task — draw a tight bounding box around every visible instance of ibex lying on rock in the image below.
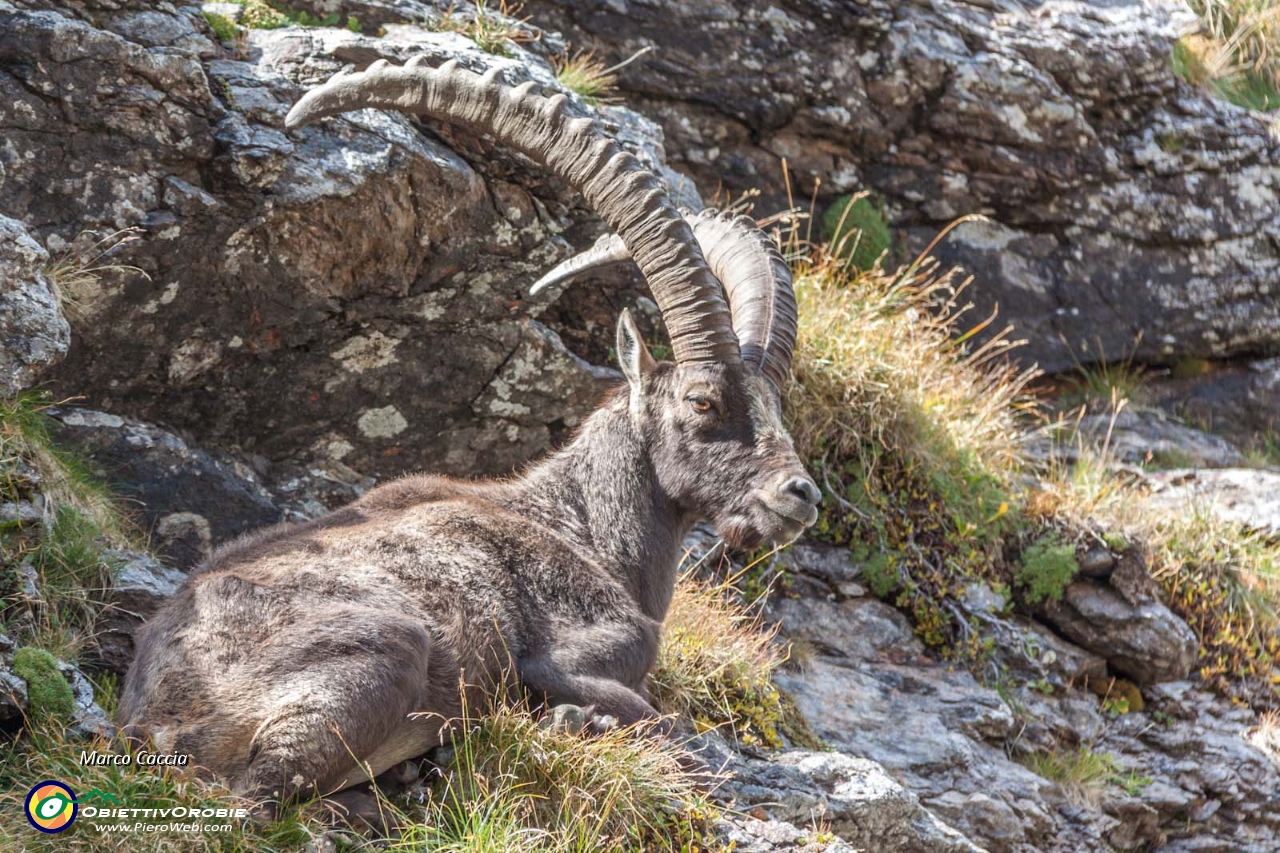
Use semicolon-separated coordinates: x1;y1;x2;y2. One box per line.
120;59;820;807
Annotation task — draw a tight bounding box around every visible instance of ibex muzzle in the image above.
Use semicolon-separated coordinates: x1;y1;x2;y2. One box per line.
119;58;818;813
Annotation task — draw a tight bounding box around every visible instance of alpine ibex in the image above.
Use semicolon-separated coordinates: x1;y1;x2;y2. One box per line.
119;58;820;808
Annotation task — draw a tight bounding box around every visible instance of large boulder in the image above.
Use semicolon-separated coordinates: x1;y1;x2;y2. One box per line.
0;2;678;480
50;409;284;569
1039;578;1199;686
522;0;1280;372
0;215;70;395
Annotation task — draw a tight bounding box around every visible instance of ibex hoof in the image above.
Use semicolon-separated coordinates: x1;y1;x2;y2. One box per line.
541;703;590;733
587;712;619;734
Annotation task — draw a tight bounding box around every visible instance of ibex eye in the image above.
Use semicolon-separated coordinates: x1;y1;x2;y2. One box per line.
688;397;712;414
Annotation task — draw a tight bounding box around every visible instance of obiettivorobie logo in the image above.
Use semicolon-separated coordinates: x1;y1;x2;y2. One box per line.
24;782;119;833
24;781;248;836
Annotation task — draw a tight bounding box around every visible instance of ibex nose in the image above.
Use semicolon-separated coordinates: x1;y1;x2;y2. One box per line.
781;476;821;507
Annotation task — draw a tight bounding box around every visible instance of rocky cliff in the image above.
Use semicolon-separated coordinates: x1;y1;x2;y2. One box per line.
523;0;1280;373
2;1;1279;852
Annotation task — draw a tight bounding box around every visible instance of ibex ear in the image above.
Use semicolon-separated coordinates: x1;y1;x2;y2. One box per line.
616;309;656;390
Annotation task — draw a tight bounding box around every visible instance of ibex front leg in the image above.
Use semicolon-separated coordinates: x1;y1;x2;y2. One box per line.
517;618;669;735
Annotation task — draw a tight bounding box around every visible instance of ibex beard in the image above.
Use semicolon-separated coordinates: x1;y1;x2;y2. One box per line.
118;58;820;816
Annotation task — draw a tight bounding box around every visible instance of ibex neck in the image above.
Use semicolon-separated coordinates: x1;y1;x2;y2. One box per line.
508;394;691;622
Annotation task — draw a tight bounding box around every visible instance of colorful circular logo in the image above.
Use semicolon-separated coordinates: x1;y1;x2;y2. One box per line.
25;781;77;834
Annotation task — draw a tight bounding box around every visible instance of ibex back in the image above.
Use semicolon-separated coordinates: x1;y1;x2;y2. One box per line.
119;58;820;808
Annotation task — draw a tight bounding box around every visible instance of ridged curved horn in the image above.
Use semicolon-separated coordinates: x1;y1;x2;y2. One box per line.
530;210;797;393
286;60;741;368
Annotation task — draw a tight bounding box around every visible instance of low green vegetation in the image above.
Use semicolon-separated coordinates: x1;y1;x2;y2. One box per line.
1173;0;1280;113
1021;746;1151;808
820;193;892;273
9;648;75;724
1;393;136;663
1016;532;1079;605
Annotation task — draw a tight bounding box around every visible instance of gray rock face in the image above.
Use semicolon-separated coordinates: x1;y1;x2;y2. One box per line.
1025;409;1248;469
717;744;985;853
692;528;1277;853
1145;468;1280;535
523;0;1280;371
0;634;21;727
1040;578;1199;686
0;3;674;481
771;594;1277;853
0;215;70;395
96;548;192;672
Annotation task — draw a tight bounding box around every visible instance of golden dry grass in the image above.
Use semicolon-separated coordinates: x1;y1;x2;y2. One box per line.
650;573;787;748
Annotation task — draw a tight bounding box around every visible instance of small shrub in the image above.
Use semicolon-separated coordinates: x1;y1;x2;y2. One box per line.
234;0;290;29
1016;533;1079;605
10;647;75;724
820;193;891;272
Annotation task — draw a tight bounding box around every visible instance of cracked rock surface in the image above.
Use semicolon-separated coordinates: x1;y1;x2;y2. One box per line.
522;0;1280;371
0;0;669;479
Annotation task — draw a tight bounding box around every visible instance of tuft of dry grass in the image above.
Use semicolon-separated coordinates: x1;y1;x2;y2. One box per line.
430;0;538;57
390;695;716;852
1249;710;1280;769
43;228;149;324
779;219;1039;651
554;50;618;105
1021;746;1150;809
1176;1;1280;111
650;573;788;748
786;246;1037;482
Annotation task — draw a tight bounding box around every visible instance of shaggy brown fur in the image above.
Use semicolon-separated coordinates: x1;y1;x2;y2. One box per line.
119;314;819;808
